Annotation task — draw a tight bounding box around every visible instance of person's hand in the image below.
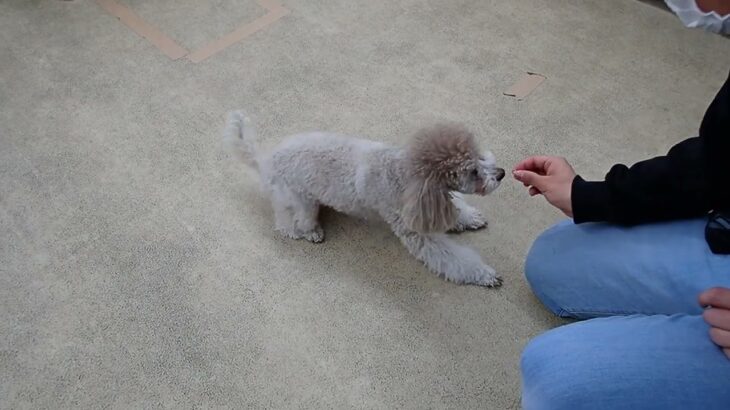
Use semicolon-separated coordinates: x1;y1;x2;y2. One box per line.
700;287;730;359
513;156;577;217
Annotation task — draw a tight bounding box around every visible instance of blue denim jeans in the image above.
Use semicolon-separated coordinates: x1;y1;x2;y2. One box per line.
521;219;730;410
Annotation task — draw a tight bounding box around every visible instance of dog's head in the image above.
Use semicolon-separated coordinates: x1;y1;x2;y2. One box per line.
401;123;504;233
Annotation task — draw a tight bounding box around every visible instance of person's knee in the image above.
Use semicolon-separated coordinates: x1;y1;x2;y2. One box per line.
521;328;596;409
524;229;551;289
521;331;569;409
523;316;730;409
525;221;574;315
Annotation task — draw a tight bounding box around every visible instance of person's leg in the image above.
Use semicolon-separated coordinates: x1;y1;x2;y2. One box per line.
521;314;730;410
526;218;730;319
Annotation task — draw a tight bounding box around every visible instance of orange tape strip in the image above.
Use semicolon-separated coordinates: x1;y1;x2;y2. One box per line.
95;0;188;60
186;6;290;63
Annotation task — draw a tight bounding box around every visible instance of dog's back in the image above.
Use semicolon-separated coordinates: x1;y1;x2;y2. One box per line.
260;133;389;215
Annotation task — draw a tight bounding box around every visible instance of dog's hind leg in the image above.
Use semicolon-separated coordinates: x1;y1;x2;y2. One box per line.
293;198;324;243
449;193;487;233
271;184;324;243
271;184;300;240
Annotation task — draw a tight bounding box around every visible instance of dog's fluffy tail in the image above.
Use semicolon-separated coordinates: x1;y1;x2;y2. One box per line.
223;110;259;169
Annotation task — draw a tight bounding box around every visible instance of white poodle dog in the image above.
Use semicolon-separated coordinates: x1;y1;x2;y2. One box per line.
223;111;506;287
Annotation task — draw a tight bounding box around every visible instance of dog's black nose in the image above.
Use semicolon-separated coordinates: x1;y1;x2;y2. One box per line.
495;168;506;181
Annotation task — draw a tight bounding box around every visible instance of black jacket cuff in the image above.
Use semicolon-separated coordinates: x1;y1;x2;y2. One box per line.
571;175;612;223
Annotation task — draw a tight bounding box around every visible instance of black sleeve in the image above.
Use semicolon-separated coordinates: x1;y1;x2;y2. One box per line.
571;137;712;225
571;70;730;225
700;70;730;210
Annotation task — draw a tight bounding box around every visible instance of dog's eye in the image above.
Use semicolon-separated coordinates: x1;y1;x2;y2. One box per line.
471;169;479;178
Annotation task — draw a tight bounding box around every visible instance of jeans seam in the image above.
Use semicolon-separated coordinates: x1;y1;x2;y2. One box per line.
559;305;660;318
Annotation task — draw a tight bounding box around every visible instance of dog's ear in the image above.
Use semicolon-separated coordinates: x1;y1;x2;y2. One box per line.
401;174;457;233
401;123;475;233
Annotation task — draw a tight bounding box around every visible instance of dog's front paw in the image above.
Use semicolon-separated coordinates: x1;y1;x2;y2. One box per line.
450;204;488;232
471;265;502;288
464;211;488;230
450;211;488;233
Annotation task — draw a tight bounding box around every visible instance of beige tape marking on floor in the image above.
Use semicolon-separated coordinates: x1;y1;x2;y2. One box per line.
257;0;283;11
186;6;289;63
95;0;189;60
96;0;289;63
503;72;546;100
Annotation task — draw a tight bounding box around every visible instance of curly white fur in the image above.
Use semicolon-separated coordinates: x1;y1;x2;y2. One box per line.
223;111;505;287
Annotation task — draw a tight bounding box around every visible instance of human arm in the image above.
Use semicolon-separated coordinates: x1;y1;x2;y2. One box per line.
514;70;729;225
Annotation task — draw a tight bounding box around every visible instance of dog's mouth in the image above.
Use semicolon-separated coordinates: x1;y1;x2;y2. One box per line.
476;178;502;196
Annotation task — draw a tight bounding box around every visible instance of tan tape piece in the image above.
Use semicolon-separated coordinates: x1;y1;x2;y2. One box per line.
95;0;189;60
186;6;290;63
503;72;546;100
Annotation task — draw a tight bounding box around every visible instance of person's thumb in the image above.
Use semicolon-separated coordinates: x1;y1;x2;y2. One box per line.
513;170;547;190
